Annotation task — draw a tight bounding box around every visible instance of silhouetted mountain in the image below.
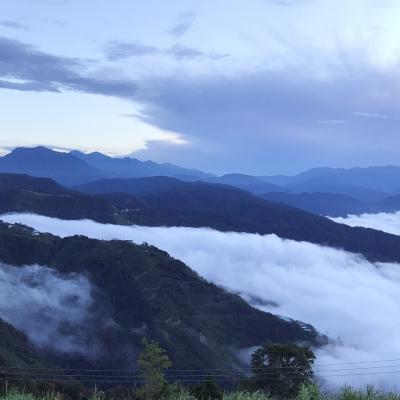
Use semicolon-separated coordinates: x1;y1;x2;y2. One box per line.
4;174;400;264
0;147;105;186
0;173;67;193
0;188;119;223
76;175;283;198
286;178;387;201
261;192;400;217
70;150;213;180
329;166;400;193
75;176;183;196
262;166;400;201
5;147;400;202
76;172;285;196
76;178;400;263
0;221;319;370
0;146;218;189
262;167;345;186
261;192;373;217
375;195;400;214
0;174;117;222
206;174;285;195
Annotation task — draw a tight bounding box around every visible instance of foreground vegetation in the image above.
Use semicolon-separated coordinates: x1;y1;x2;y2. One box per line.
2;343;397;400
3;385;400;400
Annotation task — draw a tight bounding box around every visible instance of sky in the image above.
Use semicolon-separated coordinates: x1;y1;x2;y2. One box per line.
1;0;400;174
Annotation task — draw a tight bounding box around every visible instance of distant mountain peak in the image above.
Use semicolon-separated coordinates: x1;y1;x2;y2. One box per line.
70;149;213;180
11;145;56;155
0;146;104;186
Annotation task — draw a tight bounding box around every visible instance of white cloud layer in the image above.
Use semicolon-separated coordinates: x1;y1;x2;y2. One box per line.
2;213;400;388
332;211;400;236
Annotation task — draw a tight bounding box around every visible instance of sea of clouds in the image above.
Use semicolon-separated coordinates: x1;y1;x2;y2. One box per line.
2;213;400;388
331;211;400;236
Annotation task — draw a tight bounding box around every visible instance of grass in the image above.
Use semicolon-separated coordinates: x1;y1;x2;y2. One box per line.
3;385;400;400
161;385;400;400
0;391;61;400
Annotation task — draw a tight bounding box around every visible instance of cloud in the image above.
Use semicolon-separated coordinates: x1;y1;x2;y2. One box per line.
130;65;400;173
0;262;99;356
353;111;399;120
0;259;139;366
2;36;400;174
4;213;400;388
167;44;205;60
104;41;159;60
103;40;226;62
168;11;196;38
315;120;348;124
0;37;138;98
331;211;400;236
0;20;30;31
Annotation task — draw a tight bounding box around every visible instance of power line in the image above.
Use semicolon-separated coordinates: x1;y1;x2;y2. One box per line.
2;357;400;373
1;369;400;385
4;363;400;379
3;365;400;382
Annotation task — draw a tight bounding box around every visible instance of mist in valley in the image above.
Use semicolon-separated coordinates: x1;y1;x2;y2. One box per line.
332;211;400;236
0;258;134;365
2;213;400;387
0;262;96;355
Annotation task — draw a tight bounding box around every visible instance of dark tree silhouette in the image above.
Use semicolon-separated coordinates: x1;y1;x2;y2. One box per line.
251;342;315;398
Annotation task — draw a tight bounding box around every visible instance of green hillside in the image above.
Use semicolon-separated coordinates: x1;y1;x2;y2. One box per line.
0;222;321;371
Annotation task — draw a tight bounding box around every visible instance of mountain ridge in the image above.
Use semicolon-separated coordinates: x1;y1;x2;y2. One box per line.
0;220;320;370
5;147;400;201
262;165;400;201
0;147;106;186
2;174;400;264
70;150;214;180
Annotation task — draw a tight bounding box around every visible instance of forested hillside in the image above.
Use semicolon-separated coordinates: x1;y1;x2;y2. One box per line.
0;221;319;370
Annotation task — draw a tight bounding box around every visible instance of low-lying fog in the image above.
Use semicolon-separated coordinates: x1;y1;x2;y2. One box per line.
331;211;400;236
0;262;96;355
2;213;400;388
0;259;136;364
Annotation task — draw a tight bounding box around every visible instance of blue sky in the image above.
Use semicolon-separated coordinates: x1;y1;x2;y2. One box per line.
1;0;400;174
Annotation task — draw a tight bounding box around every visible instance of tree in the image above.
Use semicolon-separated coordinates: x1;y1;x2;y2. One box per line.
251;342;315;398
137;338;172;400
190;379;223;400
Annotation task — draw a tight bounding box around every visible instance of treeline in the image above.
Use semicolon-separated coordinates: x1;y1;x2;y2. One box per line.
3;341;398;400
0;341;319;400
2;382;400;400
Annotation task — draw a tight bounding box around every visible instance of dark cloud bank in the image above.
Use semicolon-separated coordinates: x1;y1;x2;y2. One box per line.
1;36;400;173
0;37;138;97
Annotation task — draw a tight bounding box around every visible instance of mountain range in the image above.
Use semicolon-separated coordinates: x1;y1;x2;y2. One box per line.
261;166;400;201
0;147;213;186
2;173;400;264
3;147;400;205
70;150;213;181
261;192;400;217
